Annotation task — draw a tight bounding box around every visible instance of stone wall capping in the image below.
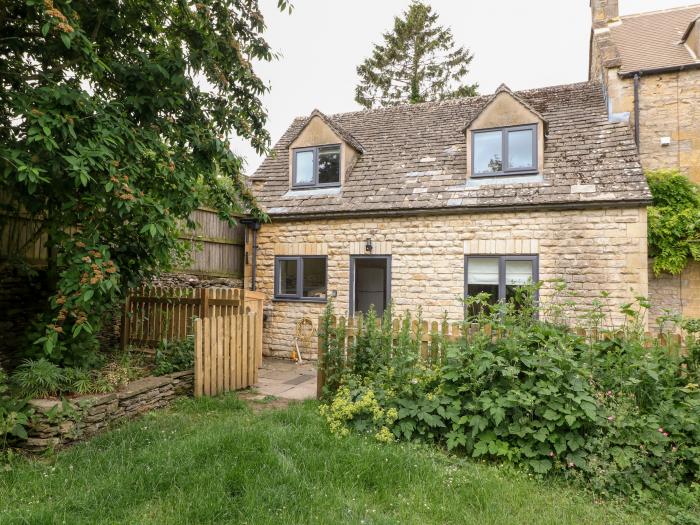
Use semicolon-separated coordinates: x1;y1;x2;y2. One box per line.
117;376;172;400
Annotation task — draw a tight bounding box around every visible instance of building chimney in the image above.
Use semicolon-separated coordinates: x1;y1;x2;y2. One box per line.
591;0;619;30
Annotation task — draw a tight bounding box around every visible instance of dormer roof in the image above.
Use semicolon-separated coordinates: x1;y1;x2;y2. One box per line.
462;84;547;133
287;109;365;154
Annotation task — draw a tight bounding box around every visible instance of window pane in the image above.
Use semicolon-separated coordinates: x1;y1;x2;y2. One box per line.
294;150;314;184
507;129;534;170
505;259;534;309
318;145;340;184
279;259;298;295
467;257;500;313
505;260;533;285
468;257;499;285
473;131;503;174
302;258;327;298
467;285;499;304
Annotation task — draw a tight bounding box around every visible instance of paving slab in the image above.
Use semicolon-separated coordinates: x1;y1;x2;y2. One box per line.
254;358;317;401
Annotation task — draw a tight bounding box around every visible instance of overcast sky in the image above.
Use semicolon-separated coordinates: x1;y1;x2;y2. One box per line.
233;0;696;173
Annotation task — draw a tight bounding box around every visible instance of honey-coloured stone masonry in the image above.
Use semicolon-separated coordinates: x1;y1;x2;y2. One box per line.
253;207;649;360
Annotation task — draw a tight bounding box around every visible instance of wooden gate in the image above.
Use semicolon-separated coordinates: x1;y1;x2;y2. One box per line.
193;313;259;397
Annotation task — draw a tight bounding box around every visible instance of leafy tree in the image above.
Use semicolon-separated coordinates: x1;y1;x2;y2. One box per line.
647;170;700;275
355;1;478;109
0;0;288;365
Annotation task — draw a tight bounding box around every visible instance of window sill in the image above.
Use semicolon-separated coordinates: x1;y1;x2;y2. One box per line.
272;297;328;304
290;184;341;190
282;186;342;199
464;173;543;189
471;170;539;179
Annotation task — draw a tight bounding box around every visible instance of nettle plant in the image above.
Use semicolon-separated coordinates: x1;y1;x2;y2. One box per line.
319;286;700;503
1;0;290;366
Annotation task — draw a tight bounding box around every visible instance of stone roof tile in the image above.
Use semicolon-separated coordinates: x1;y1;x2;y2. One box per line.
251;81;650;218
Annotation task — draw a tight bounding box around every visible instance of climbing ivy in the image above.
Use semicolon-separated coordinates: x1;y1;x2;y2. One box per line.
646;170;700;275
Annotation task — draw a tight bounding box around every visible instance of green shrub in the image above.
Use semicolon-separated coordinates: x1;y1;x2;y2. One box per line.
0;367;32;449
12;358;66;398
319;286;700;511
10;350;150;398
647;170;700;275
153;337;194;376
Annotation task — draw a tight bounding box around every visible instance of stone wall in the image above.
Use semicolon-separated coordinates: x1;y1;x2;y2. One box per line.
255;207;649;360
648;263;682;330
591;42;700;323
592;47;700;186
647;260;700;329
22;370;193;452
603;68;700;321
150;272;243;289
635;70;700;186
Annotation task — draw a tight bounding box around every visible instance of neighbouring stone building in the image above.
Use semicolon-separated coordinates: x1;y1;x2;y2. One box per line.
589;0;700;322
248;82;650;359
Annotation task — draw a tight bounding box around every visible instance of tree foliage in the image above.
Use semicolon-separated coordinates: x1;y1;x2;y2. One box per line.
646;170;700;275
355;1;478;109
0;0;287;364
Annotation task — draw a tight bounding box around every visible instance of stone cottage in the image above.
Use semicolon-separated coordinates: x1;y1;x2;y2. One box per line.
589;0;700;323
246;81;651;359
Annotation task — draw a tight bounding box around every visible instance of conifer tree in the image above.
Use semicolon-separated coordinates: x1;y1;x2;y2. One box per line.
355;1;478;109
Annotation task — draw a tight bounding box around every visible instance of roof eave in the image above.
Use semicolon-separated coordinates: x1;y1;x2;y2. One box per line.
618;61;700;78
263;198;653;222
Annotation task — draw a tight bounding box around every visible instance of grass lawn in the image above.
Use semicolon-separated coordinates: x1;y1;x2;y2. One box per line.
1;395;664;525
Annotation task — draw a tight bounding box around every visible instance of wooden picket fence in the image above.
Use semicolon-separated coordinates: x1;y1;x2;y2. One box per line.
121;286;264;351
194;313;259;397
316;316;466;397
316;315;693;397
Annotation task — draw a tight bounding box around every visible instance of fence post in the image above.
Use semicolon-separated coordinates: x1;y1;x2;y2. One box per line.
201;287;209;319
316;316;325;399
120;294;130;352
194;318;203;397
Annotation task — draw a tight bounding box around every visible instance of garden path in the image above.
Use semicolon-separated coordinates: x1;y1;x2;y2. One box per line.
242;358;317;407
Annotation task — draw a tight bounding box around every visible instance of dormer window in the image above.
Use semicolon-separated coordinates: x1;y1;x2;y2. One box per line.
472;124;537;177
292;144;341;188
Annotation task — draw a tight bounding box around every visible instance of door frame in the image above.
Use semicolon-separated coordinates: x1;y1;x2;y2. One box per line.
349;255;392;317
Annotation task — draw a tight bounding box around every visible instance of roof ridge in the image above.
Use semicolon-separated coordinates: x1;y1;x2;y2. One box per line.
319;81;599;122
620;3;700;20
327;94;489;119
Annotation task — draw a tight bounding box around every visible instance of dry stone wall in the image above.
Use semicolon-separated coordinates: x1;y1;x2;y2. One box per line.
22;370;193;452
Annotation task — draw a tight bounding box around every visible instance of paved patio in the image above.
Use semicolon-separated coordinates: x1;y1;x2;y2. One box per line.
251;358;317;400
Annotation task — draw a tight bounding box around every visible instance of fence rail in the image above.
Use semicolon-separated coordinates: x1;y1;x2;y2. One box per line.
121;286;264;358
1;206;244;278
194;313;259;397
